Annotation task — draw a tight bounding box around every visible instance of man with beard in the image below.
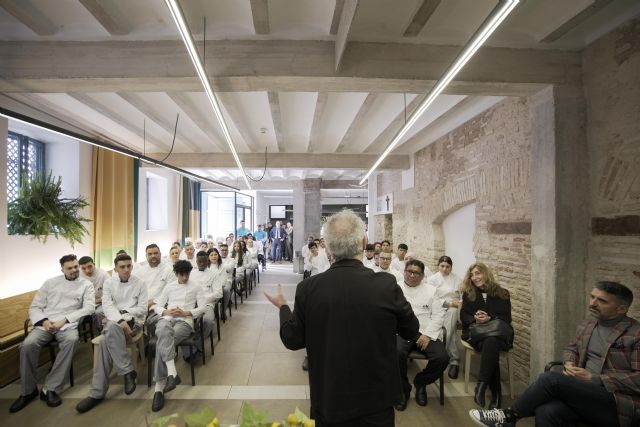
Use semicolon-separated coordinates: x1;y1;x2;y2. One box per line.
133;244;173;336
469;281;639;427
10;255;95;412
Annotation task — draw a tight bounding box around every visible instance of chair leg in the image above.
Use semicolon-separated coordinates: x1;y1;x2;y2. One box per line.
147;351;153;387
508;353;514;399
233;281;238;309
69;363;74;387
190;345;196;386
210;331;215;355
464;348;472;395
439;373;444;406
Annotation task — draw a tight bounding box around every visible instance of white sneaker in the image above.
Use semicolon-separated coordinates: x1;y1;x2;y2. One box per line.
468;409;516;427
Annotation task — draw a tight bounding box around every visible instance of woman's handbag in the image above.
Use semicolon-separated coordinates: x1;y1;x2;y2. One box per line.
468;318;514;347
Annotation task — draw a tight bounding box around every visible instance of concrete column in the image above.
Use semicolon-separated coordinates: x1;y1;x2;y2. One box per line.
529;85;589;377
293;178;322;256
367;173;378;242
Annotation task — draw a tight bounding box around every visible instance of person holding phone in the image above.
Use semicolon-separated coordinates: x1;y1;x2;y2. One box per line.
460;262;512;409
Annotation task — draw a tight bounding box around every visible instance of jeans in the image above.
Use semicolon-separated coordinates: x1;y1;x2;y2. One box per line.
511;371;619;427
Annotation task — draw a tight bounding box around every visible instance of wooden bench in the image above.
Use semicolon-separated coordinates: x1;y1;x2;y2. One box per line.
0;291;37;387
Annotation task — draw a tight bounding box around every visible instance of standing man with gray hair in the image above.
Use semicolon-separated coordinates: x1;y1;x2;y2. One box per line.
265;210;419;426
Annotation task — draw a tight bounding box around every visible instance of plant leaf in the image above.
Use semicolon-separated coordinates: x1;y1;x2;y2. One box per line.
184;406;217;427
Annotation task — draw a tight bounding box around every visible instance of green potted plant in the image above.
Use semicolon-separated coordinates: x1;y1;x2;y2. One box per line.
7;172;90;247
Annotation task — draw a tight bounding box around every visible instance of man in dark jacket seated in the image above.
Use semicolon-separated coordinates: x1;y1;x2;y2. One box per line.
469;281;639;427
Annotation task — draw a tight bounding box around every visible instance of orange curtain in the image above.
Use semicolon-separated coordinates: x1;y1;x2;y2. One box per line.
91;148;136;269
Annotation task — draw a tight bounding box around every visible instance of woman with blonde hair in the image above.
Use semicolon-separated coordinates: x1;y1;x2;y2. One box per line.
460;262;512;410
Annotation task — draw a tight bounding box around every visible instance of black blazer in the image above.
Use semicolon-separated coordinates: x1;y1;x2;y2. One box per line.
460;289;512;341
279;258;419;424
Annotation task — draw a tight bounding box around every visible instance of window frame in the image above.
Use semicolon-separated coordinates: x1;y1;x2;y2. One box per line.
6;131;45;203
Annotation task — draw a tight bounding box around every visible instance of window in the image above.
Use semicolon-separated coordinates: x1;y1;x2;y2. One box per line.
6;132;45;203
146;172;168;230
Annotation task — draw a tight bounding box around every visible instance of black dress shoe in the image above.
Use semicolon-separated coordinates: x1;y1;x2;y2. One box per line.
489;381;502;409
448;365;459;379
9;388;38;413
40;390;62;407
415;385;428;406
76;397;103;413
474;381;488;408
302;356;309;371
124;370;137;395
151;392;164;412
163;375;181;393
394;390;410;411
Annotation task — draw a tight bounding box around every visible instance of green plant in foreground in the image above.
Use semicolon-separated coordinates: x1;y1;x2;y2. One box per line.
8;172;90;247
148;404;314;427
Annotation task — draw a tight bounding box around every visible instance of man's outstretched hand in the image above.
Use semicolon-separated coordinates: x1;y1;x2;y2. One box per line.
264;284;288;308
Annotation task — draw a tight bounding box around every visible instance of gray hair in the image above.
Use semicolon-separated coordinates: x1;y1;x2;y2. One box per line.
324;210;365;261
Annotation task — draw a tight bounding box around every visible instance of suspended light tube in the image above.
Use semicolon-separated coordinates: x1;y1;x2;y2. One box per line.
359;0;519;185
164;0;251;190
0;107;240;191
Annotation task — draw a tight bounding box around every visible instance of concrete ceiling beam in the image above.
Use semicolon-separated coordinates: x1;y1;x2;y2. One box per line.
363;93;428;154
0;0;57;36
0;40;581;92
403;0;441;37
144;152;410;170
166;91;228;152
78;0;130;36
306;92;328;153
267;91;285;152
116;92;203;153
541;0;614;43
335;92;379;153
215;93;261;153
5;92;142;152
68;92;169;152
330;0;345;35
334;0;359;73
249;0;270;35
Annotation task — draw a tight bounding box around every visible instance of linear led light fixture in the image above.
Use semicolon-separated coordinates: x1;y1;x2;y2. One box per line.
165;0;251;190
0;107;240;191
359;0;519;185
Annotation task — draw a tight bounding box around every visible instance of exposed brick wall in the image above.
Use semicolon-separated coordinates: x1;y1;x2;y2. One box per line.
583;18;640;320
380;97;533;381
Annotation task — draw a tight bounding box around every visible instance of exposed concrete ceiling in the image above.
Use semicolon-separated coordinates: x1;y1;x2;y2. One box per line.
1;0;638;190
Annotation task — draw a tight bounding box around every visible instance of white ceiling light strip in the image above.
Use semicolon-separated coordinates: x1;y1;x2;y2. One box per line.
165;0;252;189
0;108;240;191
359;0;519;185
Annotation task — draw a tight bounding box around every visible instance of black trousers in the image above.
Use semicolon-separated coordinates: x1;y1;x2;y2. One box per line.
396;336;450;392
474;336;509;384
314;407;395;427
511;371;619;427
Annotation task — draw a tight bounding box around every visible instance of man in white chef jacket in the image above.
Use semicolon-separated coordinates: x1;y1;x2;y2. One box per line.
10;254;94;413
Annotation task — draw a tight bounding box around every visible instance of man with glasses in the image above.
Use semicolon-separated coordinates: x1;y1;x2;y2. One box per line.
395;259;450;410
375;252;403;283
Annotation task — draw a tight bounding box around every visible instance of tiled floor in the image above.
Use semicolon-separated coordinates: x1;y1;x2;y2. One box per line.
0;262;533;426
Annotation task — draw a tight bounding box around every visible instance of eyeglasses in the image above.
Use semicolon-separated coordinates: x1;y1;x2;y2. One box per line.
379;257;392;261
404;270;423;277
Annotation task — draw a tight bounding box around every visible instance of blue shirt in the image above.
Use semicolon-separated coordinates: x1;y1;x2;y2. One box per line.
236;227;250;237
254;230;267;241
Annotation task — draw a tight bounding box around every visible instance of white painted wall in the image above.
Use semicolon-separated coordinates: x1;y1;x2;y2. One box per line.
255;192;294;226
0;117;93;298
136;167;180;262
442;203;477;278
